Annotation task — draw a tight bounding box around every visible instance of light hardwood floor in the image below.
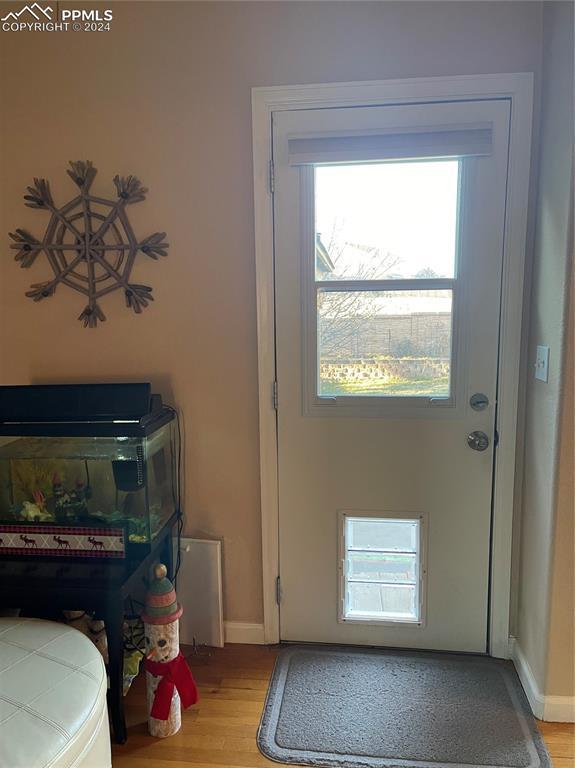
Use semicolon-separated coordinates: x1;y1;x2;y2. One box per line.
112;644;574;767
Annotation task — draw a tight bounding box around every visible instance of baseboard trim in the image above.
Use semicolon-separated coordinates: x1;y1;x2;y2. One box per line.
509;637;545;719
543;695;575;723
224;621;266;645
509;637;575;722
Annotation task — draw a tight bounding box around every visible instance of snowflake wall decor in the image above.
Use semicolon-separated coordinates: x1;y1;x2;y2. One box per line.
9;161;169;327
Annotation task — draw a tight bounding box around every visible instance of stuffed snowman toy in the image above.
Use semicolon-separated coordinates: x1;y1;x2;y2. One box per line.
143;563;198;738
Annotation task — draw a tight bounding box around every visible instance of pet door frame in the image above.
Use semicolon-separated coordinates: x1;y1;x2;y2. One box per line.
338;510;428;627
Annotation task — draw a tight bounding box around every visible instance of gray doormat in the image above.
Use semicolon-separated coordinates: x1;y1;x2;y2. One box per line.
257;646;550;768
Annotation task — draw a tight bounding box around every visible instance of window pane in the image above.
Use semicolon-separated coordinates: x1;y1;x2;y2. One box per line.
318;289;452;397
348;518;418;552
347;583;417;620
343;517;422;623
315;161;459;281
348;551;417;583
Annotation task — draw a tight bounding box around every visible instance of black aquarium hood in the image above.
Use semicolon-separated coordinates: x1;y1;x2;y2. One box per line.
0;383;174;437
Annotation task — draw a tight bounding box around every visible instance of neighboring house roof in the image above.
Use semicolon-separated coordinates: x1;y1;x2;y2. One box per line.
315;233;335;274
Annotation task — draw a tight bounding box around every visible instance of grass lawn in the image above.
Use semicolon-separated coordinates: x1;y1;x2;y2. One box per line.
320;374;450;397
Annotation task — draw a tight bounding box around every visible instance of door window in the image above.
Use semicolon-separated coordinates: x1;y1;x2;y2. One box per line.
312;160;460;401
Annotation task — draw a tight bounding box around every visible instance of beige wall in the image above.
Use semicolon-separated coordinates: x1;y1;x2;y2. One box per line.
547;263;574;698
516;0;574;699
0;1;544;623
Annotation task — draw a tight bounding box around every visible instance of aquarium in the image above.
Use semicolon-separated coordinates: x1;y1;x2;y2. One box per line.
0;384;177;559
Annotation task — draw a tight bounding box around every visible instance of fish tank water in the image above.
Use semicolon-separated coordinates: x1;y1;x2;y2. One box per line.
0;384;178;558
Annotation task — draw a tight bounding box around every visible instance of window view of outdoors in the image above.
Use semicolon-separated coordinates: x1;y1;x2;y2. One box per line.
318;289;452;396
315;160;458;398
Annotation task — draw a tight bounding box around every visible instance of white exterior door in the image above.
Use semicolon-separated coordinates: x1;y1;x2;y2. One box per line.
273;99;510;652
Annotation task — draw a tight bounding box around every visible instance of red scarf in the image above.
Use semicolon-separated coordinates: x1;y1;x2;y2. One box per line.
145;651;199;720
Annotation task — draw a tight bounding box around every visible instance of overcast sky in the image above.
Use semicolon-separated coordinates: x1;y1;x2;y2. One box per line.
315;159;459;281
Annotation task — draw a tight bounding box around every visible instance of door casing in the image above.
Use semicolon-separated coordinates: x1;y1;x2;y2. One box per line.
251;73;534;657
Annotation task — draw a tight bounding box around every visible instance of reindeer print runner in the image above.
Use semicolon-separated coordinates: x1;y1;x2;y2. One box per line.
0;524;125;557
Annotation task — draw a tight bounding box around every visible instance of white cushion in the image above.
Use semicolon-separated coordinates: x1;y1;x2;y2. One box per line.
0;618;111;768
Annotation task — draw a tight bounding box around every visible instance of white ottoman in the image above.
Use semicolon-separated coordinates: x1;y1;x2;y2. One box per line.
0;618;111;768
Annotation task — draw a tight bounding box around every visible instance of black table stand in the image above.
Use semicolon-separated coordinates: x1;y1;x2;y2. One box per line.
0;516;176;744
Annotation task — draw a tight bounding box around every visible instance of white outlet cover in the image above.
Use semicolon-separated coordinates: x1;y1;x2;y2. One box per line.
535;345;550;382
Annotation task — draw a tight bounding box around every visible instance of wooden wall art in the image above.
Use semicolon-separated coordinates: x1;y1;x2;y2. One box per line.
9;161;169;327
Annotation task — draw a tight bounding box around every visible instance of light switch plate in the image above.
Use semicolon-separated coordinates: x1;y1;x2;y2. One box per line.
535;345;550;382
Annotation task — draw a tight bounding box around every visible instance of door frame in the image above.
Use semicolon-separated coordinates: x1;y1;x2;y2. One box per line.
251;73;533;657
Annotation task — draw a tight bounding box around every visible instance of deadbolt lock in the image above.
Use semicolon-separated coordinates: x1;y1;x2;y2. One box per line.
470;393;489;411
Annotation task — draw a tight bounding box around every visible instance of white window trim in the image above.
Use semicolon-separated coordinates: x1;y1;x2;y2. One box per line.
338;510;428;628
252;73;533;657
